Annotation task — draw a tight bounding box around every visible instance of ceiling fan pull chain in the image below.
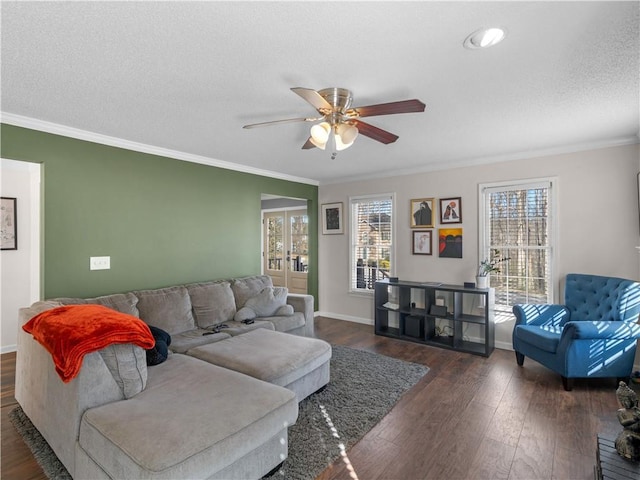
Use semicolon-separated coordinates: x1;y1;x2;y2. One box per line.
330;126;338;159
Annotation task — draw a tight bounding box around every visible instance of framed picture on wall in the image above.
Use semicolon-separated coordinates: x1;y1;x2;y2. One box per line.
410;198;434;228
321;202;343;234
1;197;17;250
438;228;463;258
439;197;462;224
412;230;432;255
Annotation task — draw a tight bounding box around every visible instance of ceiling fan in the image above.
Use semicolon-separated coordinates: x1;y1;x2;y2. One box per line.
243;87;426;155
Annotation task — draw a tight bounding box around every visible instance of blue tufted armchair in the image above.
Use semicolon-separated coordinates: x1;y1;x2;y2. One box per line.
512;273;640;391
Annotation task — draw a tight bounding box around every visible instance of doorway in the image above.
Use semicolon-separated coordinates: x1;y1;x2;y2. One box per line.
262;207;308;294
1;158;41;352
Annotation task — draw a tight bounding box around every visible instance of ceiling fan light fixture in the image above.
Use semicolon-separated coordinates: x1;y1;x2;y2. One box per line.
337;123;358;143
463;27;506;49
335;123;358;151
310;122;330;149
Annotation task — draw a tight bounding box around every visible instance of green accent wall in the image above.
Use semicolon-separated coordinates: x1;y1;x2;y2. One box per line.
1;124;318;303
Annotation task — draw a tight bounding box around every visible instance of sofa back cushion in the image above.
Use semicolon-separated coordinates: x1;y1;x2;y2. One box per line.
98;344;147;398
134;286;195;335
186;281;236;328
53;292;139;317
231;275;273;309
565;273;640;323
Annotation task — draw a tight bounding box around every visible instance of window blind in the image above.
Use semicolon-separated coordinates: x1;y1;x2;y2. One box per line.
481;180;553;308
349;194;393;292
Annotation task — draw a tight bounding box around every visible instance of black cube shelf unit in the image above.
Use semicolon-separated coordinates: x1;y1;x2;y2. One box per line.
374;278;495;356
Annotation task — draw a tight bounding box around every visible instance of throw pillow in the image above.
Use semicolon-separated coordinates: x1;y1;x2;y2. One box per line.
234;307;257;322
231;275;274;309
232;287;290;321
146;325;172;366
274;304;295;316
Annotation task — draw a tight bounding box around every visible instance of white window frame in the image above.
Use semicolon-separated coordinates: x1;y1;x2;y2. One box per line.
349;193;395;295
478;177;558;311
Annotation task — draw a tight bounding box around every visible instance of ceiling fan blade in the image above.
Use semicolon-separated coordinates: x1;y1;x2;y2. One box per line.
352;119;399;144
302;138;316;150
291;87;333;113
243;117;321;129
347;99;426;118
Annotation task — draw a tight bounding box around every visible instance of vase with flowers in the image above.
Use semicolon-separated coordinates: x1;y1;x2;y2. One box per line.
476;249;510;289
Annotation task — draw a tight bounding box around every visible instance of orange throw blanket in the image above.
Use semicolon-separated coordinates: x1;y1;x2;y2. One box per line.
23;304;155;383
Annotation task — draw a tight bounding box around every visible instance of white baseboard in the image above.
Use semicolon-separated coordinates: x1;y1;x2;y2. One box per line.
1;344;17;354
314;311;373;326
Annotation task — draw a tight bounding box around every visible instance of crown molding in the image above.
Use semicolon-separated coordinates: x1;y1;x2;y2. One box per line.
322;134;640;185
0;112;320;186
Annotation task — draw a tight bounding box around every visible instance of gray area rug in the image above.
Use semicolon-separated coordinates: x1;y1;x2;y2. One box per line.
10;345;428;480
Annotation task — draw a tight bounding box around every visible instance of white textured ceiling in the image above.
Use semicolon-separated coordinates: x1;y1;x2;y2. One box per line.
2;1;639;185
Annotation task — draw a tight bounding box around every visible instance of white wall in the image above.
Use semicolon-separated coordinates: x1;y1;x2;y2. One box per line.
1;158;40;353
318;144;640;364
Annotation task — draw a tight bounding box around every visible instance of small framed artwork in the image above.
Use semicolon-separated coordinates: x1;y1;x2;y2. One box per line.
438;228;463;258
439;197;462;224
1;197;17;250
321;202;343;235
412;230;432;255
410;198;434;228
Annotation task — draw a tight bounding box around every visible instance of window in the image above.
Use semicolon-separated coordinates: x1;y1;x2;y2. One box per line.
479;179;556;313
350;194;394;292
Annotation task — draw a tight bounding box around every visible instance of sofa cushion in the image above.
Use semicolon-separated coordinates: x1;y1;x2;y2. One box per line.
231;275;273;309
134;286;195;335
186;281;236;328
53;293;139;317
186;329;331;392
221;320;275;336
515;324;562;353
78;354;298;479
24;300;64;318
170;330;232;354
99;344;147;398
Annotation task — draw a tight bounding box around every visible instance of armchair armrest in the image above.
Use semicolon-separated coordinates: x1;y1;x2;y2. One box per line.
561;320;640;340
286;293;314;337
513;304;570;327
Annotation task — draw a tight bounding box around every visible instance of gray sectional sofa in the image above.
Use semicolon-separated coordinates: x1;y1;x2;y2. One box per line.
15;275;331;479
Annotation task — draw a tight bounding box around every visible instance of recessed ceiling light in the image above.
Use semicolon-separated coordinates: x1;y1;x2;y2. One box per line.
463;27;506;49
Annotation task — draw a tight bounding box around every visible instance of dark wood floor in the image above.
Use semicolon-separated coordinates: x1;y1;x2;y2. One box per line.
1;316;635;480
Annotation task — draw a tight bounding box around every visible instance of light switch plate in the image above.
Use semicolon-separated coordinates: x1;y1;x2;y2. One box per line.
90;256;110;270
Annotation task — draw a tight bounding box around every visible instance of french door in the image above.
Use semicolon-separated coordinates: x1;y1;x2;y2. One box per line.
263;209;308;294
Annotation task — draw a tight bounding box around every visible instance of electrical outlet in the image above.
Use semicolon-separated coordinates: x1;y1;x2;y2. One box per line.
90;256;110;270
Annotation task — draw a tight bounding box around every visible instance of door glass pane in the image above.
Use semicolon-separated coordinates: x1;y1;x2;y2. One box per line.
289;214;308;272
267;216;283;271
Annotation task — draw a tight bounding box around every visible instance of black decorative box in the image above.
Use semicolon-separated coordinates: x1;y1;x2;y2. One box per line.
404;315;423;338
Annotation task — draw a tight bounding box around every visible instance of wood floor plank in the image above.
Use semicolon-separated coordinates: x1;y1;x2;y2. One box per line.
508;444;554;480
467;436;516;480
2;316;635;480
552;444;594;480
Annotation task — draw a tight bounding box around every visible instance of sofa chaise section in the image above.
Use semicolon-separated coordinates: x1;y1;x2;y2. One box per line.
75;354;298;479
187;328;331;402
